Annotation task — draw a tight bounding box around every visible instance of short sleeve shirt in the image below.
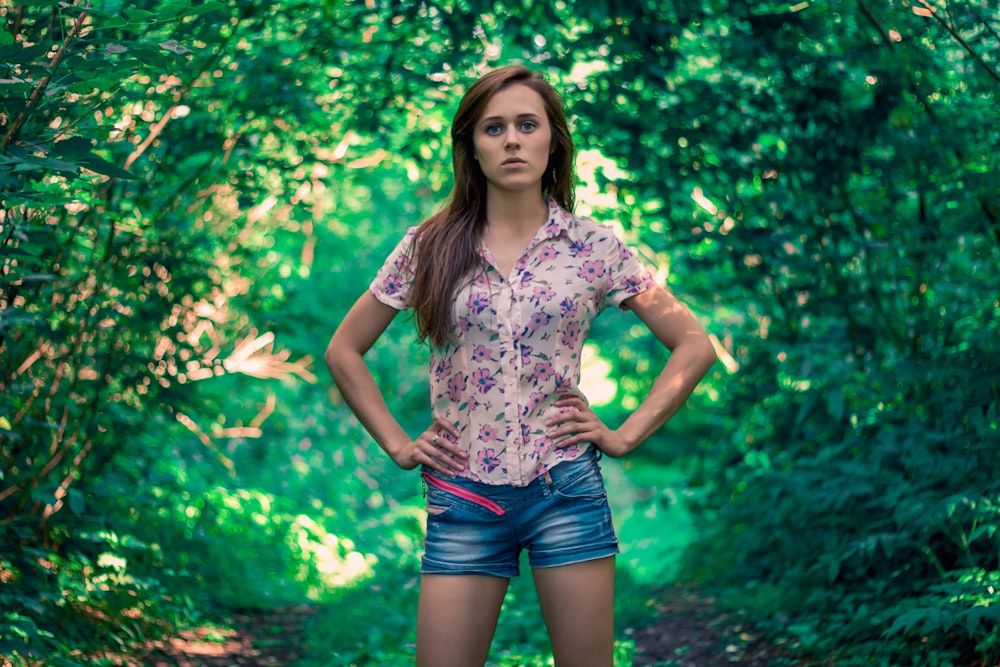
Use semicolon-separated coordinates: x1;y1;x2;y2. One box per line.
370;197;655;486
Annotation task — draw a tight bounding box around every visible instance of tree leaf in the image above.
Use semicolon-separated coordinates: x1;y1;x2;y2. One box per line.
159;39;193;55
78;156;138;179
11;155;80;175
68;489;86;516
51;136;95;158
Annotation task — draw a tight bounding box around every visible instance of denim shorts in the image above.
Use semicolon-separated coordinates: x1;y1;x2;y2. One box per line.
421;448;619;577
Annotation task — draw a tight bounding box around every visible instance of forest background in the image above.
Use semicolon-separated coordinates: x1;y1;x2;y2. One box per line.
1;0;998;665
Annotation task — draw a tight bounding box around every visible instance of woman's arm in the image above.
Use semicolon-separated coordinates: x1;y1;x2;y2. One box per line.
325;291;465;475
548;284;717;457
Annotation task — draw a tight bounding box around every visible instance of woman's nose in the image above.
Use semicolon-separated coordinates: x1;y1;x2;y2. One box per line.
504;129;520;149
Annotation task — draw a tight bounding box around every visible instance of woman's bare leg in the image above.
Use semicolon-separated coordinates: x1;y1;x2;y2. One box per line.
532;556;616;667
416;573;510;667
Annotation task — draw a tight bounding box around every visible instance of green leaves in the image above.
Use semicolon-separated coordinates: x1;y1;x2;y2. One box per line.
0;139;138;179
2;1;998;665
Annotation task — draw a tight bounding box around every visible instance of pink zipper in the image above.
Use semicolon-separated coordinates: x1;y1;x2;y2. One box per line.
422;472;506;516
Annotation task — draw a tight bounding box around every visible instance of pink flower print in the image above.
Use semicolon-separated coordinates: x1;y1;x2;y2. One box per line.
538;245;558;262
618;242;632;261
472;272;490;287
433;358;453;382
447;373;467;402
472;368;497;394
577;259;605;284
519;271;536;288
560;297;579;318
393;253;411;270
561;321;582;347
623;274;644;295
523;392;546;417
533;435;553;457
532;361;554;382
383;274;404;296
570;239;593;257
457;317;471;333
515;256;528;271
471;344;495;363
520;345;534;365
477;448;501;474
525;311;552;333
532;285;555;303
478;424;499;442
467;291;489;315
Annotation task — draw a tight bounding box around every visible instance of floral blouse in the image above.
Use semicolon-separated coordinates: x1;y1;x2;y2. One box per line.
370;198;655;486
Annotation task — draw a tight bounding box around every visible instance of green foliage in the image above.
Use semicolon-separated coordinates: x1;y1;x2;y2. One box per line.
652;1;1000;664
2;0;998;665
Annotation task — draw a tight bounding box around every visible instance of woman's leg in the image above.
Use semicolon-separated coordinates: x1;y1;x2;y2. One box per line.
532;556;616;667
416;573;510;667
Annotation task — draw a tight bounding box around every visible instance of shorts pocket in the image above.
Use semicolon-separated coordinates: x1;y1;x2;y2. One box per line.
552;462;607;501
424;477;506;518
426;503;450;516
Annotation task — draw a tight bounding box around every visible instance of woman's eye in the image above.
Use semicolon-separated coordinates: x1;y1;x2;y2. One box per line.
486;125;503;135
520;121;537;131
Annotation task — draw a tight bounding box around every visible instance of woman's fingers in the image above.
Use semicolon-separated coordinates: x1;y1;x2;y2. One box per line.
547;397;613;450
420;419;467;476
548;409;596;445
429;421;467;461
433;415;463;440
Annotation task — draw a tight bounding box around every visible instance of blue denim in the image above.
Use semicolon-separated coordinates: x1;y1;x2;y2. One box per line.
421;448;619;577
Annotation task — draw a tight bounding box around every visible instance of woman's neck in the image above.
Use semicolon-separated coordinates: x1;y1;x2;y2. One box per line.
483;187;548;235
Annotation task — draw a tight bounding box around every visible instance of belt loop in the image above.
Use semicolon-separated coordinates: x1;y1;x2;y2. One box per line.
544;471;553;485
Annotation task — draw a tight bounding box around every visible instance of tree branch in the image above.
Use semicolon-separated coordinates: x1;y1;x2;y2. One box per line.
917;0;1000;86
857;0;894;48
0;3;91;153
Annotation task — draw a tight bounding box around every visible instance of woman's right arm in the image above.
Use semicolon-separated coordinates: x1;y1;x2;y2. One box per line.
324;291;465;476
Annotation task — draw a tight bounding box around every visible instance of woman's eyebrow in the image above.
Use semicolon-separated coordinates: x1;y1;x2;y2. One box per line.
479;112;543;124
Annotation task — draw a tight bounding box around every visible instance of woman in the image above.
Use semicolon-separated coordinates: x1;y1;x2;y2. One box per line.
325;65;716;667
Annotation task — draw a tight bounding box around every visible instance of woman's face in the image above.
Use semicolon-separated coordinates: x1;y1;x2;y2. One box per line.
472;83;553;196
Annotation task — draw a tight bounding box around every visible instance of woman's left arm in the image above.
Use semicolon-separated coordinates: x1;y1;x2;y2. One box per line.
548;284;717;457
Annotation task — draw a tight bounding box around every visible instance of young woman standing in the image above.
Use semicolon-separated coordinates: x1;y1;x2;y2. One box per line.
326;65;717;667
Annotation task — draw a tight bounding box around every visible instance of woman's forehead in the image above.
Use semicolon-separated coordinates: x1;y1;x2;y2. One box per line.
479;84;547;120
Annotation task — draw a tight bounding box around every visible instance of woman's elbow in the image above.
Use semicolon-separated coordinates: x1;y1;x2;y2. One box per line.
675;331;716;376
324;335;350;381
695;333;718;373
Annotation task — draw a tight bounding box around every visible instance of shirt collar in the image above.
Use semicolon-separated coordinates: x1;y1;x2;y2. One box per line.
476;197;581;260
541;196;580;242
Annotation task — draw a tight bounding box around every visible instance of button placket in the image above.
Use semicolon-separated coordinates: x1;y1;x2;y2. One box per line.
494;279;521;483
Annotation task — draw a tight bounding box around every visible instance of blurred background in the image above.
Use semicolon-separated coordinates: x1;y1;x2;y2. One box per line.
1;0;998;665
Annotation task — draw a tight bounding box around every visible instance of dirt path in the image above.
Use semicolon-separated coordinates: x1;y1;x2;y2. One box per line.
630;586;798;666
140;605;317;667
146;587;795;667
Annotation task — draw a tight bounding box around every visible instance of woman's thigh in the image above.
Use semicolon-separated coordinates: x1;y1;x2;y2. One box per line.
416;573;509;667
532;556;616;667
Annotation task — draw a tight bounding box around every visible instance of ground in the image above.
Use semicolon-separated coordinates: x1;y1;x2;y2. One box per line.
145;586;796;667
629;586;797;666
141;606;318;667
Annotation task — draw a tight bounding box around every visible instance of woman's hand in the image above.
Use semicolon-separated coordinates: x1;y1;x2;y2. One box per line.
546;396;633;458
391;416;467;477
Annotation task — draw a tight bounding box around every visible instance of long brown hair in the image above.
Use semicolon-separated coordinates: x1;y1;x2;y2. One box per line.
410;65;576;347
